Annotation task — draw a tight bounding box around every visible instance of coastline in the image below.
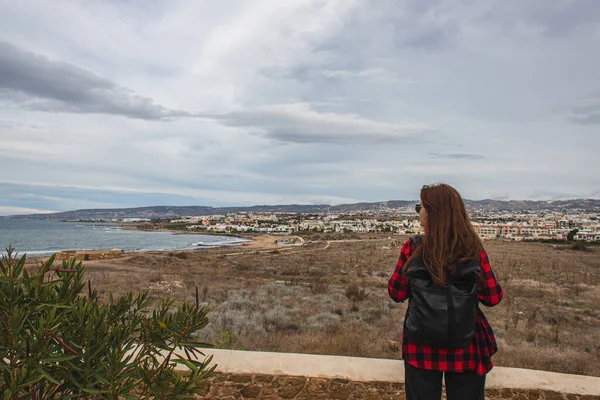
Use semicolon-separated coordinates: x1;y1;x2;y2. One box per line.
119;224;245;238
18;232;302;261
119;223;306;250
3;221;254;258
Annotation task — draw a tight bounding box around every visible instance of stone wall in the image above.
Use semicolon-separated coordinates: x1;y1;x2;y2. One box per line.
163;349;600;400
195;373;599;400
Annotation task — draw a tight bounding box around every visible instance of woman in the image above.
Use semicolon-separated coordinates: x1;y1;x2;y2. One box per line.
388;184;503;400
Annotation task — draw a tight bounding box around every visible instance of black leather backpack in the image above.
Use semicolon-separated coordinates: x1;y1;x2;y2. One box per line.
404;236;481;349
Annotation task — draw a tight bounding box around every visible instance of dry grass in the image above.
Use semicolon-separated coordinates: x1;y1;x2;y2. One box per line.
38;234;600;377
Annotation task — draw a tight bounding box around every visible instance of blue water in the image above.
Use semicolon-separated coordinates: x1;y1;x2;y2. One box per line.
0;219;247;256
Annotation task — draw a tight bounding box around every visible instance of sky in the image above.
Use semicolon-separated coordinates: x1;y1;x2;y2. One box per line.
0;0;599;215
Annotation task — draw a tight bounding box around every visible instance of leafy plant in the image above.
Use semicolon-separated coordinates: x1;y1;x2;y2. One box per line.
0;247;215;399
567;229;579;242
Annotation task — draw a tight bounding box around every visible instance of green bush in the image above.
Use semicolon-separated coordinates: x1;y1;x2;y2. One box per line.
0;247;215;399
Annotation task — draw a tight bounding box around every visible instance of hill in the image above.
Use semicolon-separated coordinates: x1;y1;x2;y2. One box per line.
3;199;599;220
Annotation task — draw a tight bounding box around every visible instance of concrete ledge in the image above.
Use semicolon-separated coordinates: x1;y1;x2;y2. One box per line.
173;349;600;397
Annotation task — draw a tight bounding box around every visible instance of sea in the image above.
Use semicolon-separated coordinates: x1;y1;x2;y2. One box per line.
0;219;248;256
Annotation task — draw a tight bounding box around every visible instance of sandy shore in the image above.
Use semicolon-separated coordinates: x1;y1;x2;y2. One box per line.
238;235;303;249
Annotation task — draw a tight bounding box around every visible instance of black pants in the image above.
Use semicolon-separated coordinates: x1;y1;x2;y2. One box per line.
405;361;485;400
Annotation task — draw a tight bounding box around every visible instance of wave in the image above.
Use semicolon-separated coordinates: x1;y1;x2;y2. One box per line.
192;238;249;247
1;241;247;257
1;223;250;257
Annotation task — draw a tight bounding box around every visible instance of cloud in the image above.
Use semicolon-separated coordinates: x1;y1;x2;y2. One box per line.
0;120;44;130
318;68;419;84
528;190;588;200
0;182;213;212
0;182;360;214
314;0;461;55
489;192;510;201
0;0;598;210
209;103;432;144
0;206;56;215
568;95;600;125
516;0;600;37
0;39;189;120
430;153;484;160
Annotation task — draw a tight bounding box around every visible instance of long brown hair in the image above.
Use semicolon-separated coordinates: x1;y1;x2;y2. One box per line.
404;183;484;286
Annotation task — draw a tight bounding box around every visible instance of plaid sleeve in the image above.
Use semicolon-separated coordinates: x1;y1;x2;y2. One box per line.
477;251;504;307
388;239;413;303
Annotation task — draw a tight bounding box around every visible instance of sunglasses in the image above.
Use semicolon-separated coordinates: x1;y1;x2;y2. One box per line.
415;203;422;214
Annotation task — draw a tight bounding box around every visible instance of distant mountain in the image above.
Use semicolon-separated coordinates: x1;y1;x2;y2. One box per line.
2;204;332;221
3;199;599;220
464;198;600;213
330;200;415;213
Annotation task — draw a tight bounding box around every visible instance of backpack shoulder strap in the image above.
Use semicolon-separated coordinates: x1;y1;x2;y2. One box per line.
456;259;481;276
409;235;423;246
405;235;425;275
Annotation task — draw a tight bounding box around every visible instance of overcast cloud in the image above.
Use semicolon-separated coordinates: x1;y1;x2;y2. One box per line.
0;40;189;119
0;0;598;214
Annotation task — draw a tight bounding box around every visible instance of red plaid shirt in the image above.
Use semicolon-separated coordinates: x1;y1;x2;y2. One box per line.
388;239;504;375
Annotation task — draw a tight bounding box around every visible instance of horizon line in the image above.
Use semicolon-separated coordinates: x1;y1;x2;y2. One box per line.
2;197;599;218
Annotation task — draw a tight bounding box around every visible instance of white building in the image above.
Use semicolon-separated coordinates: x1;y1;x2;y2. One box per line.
575;230;600;242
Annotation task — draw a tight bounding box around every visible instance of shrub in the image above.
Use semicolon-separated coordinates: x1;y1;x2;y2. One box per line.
214;329;240;349
263;306;300;333
173;252;190;260
358;307;383;324
307;312;342;334
0;248;215;399
571;241;591;252
345;283;368;311
202;309;267;340
148;272;163;282
309;278;330;294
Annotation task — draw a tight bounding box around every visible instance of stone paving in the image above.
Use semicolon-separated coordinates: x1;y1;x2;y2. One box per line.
195;373;600;399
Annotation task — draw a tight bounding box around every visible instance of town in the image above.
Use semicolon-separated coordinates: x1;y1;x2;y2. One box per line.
157;210;600;242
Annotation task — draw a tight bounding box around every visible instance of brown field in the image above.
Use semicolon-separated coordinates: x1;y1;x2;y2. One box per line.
28;234;600;377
